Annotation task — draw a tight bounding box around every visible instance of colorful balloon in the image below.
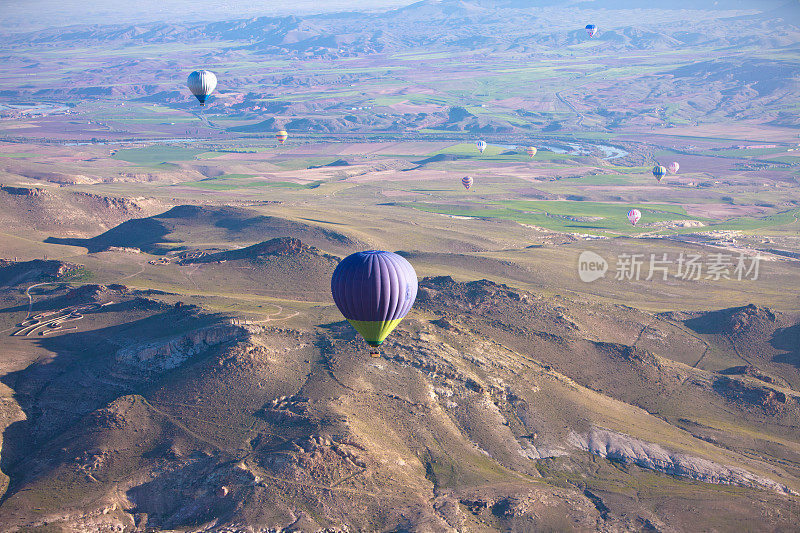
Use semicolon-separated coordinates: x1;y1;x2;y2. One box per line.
331;251;418;347
187;70;217;106
276;130;289;144
627;209;642;227
653;165;667;182
462;176;473;190
476;140;487;154
526;146;537;158
668;162;680;174
585;24;598;38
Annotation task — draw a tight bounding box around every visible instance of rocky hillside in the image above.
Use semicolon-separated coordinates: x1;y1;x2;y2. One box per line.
0;259;80;286
178;237;342;301
180;237;332;264
0;186;167;237
0;278;798;530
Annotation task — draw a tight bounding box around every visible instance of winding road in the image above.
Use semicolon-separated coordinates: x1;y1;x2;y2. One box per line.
24;282;53;320
555;91;585;128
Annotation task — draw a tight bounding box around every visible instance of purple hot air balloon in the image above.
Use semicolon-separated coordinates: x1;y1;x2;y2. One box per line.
462;176;473;190
331;251;418;348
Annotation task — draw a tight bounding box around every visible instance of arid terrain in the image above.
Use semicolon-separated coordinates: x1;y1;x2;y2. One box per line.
0;0;799;531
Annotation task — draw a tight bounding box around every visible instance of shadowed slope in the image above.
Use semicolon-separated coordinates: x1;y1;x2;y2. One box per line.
45;205;361;255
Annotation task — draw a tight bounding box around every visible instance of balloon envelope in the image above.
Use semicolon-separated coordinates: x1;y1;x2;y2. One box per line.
187;70;217;105
462;176;473;190
331;251;418;347
669;162;680;174
586;24;598;37
653;165;667;182
627;209;642;226
526;146;537;158
476;140;487;153
276;130;289;144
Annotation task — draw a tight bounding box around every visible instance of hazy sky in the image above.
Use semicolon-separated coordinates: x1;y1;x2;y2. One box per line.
1;0;418;32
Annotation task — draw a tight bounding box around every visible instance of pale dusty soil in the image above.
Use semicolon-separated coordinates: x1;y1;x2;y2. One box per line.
572;184;694;193
626;123;800;143
380;190;426;198
344;168;450;182
396;85;437;95
475;164;601;181
493;97;533;108
387;101;443;114
335;142;453;156
683;203;769;219
652;154;752;173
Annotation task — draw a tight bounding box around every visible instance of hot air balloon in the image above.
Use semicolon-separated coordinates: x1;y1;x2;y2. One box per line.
652;165;667;182
627;209;642;227
462;176;473;190
276;130;289;145
526;146;537;158
476;140;487;154
585;24;598;38
187;70;217;106
331;251;418;350
668;162;680;174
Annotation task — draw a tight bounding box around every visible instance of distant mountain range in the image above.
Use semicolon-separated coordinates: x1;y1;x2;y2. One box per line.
405;0;789;8
4;0;797;55
570;0;788;8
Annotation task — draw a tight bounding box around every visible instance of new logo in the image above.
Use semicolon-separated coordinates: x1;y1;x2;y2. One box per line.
578;251;607;283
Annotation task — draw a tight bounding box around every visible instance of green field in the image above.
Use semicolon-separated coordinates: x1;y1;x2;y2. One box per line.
112;146;206;165
400;199;707;234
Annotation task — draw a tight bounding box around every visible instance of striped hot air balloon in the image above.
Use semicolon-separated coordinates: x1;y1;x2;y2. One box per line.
585;24;598;38
627;209;642;227
476;140;487;154
276;130;289;144
462;176;473;190
331;251;418;348
187;70;217;106
526;146;537;158
668;161;680;174
653;165;667;182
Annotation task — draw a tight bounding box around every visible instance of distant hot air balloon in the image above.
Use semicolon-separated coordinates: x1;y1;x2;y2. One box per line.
652;165;667;182
187;70;217;106
668;161;680;174
526;146;538;158
627;209;642;227
476;140;487;154
462;176;473;190
331;251;418;350
585;24;598;38
276;130;289;144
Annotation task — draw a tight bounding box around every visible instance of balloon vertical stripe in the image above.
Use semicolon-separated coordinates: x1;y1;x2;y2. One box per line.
331;251;418;346
187;70;218;106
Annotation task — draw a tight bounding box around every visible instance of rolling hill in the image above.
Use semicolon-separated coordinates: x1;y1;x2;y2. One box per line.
45;205;362;255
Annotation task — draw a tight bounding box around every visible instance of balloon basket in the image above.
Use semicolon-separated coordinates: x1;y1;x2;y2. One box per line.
370;351;381;358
